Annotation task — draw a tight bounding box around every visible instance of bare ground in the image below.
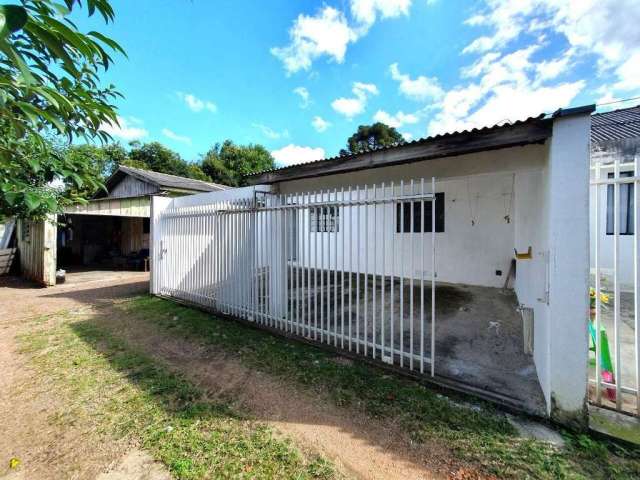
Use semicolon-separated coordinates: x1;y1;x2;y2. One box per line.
0;272;488;480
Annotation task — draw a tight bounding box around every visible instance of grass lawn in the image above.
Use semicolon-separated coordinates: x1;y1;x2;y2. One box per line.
19;295;640;479
18;308;336;480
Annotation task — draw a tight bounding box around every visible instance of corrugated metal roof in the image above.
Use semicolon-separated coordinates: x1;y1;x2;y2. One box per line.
117;165;229;192
249;114;549;178
592;104;640;144
95;165;229;199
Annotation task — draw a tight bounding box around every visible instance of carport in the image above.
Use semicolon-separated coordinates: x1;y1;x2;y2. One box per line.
16;166;227;286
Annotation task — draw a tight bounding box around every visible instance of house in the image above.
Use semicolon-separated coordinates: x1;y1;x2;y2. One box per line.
590;105;640;291
16;165;227;286
589;105;639;418
150;105;594;426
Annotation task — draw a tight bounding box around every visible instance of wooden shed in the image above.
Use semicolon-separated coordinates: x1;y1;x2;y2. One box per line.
18;166;227;286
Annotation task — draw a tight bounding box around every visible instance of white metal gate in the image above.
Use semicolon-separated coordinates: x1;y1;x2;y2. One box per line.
156;179;438;375
590;155;640;416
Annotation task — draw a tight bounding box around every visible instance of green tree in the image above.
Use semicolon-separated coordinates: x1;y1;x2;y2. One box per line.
340;122;404;156
127;141;210;182
0;0;125;220
62;142;127;198
201;140;275;187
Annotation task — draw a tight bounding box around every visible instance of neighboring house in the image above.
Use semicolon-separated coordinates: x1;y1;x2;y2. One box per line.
150;105;594;426
17;165;227;286
590;105;640;291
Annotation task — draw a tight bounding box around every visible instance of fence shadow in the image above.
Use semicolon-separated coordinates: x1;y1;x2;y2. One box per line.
68;305;451;477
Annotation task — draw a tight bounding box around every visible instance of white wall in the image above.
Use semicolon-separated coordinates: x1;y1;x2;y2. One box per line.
545;112;591;424
279;144;547;288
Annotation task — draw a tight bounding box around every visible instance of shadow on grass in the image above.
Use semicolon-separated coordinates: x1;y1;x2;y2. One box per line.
61;293;640;480
67;318;336;480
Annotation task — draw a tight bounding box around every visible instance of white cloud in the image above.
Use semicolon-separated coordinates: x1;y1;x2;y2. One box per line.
462;1;640;93
311;116;331;132
426;43;585;135
350;0;411;29
389;63;443;101
331;81;379;118
272;1;414;74
614;52;640;91
534;55;571;83
100;116;148;141
161;128;192;144
401;132;414;141
271;7;357;74
373;109;419;128
177;92;217;113
293;86;311;108
271;144;326;167
428;81;584;135
252;123;289;140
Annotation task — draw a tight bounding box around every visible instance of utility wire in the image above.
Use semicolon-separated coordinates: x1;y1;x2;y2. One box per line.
596;95;640;107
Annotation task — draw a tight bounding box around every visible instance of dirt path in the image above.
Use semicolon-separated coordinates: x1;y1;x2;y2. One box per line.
0;274;480;480
0;273;169;480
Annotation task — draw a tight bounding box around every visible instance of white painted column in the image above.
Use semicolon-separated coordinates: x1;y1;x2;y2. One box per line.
546;109;592;426
150;195;173;295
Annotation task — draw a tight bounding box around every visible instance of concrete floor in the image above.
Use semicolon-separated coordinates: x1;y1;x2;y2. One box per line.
588;290;639;415
279;269;546;415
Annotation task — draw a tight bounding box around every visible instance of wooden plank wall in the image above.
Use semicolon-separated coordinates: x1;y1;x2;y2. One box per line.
16;217;56;286
109;175;158;199
64;196;150;217
0;248;16;275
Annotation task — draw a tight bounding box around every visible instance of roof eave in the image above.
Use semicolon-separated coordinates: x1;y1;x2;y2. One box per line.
248;117;553;185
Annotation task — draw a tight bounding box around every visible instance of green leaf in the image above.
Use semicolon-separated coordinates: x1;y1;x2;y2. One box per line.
3;191;18;206
0;5;28;38
88;30;127;56
0;41;34;84
24;191;41;211
26;155;40;172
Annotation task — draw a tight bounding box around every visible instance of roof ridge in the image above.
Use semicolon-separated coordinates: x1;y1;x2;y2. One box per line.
593;104;640;116
119;164;227;189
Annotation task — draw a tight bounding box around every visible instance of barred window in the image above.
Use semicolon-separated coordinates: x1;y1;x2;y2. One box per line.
606;171;634;235
396;193;445;233
310;206;339;232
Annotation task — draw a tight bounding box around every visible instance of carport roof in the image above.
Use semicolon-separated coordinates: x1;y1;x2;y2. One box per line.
95;165;229;199
247;104;595;185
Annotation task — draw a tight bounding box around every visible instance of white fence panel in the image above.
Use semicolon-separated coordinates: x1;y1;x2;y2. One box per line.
589;155;640;416
155;179;438;375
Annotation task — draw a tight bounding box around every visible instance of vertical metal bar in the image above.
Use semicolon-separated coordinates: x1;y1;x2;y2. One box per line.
635;153;640;415
307;192;312;338
390;181;395;365
372;183;377;359
348;185;353;351
341;186;345;350
431;177;436;378
364;184;369;357
333;188;340;348
320;190;325;343
298;192;303;337
614;158;621;409
420;179;426;374
410;179;415;370
314;191;319;341
595;163;602;405
284;193;289;332
381;182;386;360
356;185;361;354
400;180;404;367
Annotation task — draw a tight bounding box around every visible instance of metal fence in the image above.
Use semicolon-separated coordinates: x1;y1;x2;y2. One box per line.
590;155;640;416
156;179;437;375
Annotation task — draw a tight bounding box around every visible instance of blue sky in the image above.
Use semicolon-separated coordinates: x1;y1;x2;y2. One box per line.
74;0;640;167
